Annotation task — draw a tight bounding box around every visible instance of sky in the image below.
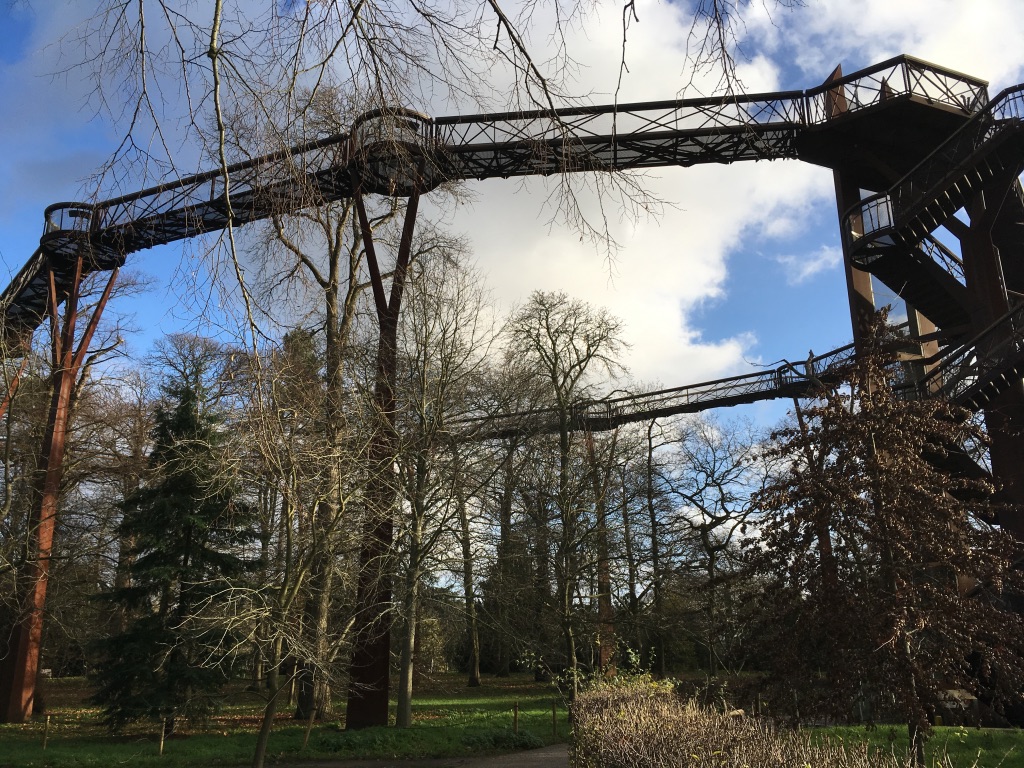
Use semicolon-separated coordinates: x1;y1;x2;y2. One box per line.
2;0;1024;424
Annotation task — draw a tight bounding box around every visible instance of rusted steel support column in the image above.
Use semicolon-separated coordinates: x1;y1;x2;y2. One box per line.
833;171;877;347
821;65;878;348
0;259;119;723
824;62;928;356
345;191;420;730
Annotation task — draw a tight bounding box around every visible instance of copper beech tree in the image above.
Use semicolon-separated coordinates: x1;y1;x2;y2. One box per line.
746;315;1024;765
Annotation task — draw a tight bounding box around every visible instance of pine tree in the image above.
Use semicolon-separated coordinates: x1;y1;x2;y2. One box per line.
91;346;254;734
747;314;1024;764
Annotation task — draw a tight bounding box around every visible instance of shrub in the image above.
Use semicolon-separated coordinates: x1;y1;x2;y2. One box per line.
316;727;400;753
461;727;545;750
571;682;916;768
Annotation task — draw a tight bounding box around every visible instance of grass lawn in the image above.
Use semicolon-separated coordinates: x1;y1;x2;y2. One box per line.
0;673;569;767
819;725;1024;768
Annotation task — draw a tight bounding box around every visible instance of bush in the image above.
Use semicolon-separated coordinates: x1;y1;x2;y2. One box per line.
571;681;916;768
461;727;544;750
316;728;398;754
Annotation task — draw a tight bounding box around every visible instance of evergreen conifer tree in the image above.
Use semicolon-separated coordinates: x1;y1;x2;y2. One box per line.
91;348;254;734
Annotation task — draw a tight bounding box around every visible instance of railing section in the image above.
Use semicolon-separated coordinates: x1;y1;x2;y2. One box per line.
844;84;1024;261
919;234;966;284
918;304;1024;404
803;56;986;124
39;56;993;260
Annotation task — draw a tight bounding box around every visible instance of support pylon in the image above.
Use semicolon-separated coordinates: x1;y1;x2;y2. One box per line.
345;188;420;730
0;257;118;723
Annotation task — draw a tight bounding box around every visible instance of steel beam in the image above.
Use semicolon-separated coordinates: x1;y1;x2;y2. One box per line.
345;189;421;730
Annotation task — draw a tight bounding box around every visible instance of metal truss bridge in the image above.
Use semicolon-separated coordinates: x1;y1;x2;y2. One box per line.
2;52;1024;450
457;300;1024;440
0;54;993;345
6;51;1024;725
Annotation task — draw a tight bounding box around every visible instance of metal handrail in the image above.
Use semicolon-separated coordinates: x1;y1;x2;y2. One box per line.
918;234;966;283
37;57;990;257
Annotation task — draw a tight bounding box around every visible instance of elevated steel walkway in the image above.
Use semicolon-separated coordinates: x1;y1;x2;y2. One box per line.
457;302;1024;439
457;343;856;439
3;54;1023;449
0;55;989;349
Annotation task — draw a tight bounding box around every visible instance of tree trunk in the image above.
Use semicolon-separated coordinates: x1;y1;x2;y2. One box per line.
705;546;717;676
494;444;516;678
586;431;615;674
532;492;550;683
646;423;666;678
396;569;419;727
620;468;641;662
346;192;419;729
456;457;481;687
295;541;334;721
556;412;579;698
252;635;285;768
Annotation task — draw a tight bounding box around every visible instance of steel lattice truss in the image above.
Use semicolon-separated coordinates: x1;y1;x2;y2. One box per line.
4;53;1023;436
0;55;986;343
457;302;1024;439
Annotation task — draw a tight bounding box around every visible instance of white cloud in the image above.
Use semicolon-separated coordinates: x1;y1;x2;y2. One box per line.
741;0;1024;90
4;0;1024;406
774;245;843;286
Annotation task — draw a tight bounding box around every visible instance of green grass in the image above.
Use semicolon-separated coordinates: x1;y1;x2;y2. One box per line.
818;725;1024;768
9;676;1023;768
0;674;568;767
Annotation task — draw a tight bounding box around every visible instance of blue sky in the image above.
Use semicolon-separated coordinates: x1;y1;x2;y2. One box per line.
2;1;1024;423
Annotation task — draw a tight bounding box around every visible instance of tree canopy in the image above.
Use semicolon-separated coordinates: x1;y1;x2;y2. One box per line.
747;317;1024;761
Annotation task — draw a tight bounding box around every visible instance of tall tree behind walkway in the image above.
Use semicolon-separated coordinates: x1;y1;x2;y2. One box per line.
747;314;1024;765
90;335;255;736
507;291;626;698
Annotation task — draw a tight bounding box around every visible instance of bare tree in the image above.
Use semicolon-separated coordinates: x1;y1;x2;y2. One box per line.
506;290;626;697
235;330;368;768
392;251;496;726
664;414;767;676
